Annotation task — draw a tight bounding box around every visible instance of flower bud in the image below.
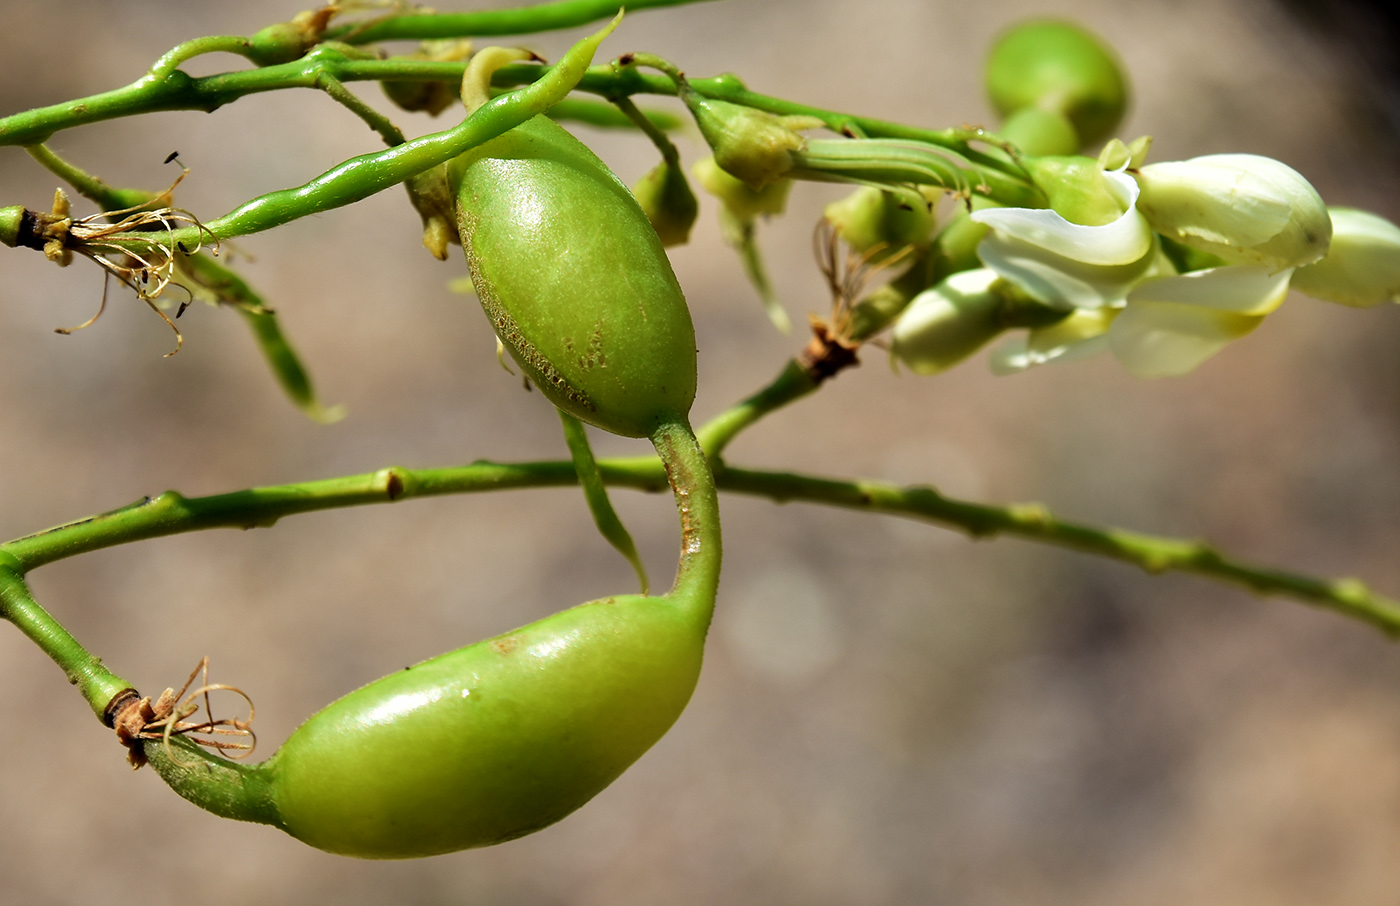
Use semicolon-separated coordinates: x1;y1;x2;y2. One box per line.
891;269;1007;374
404;165;457;260
682;87;820;189
998;107;1079;157
1024;155;1128;226
247;8;336;66
633;159;699;247
823;186;933;262
382;40;473;116
691;156;791;225
985;20;1129;148
1289;207;1400;308
1132;154;1331;270
0;205;23;248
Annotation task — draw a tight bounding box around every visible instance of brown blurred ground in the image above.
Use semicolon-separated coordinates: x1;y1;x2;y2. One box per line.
3;0;1400;903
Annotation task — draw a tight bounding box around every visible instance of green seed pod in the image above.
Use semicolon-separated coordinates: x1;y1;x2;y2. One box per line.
274;590;706;856
144;421;720;858
985;20;1128;148
141;22;722;861
448;115;698;438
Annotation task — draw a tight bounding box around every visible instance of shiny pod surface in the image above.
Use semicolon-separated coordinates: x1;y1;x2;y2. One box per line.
266;592;708;858
449;116;698;438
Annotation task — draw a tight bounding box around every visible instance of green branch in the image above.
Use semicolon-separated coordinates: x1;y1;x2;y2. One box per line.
1;51;1033;207
328;0;720;43
0;561;133;720
4;456;1397;638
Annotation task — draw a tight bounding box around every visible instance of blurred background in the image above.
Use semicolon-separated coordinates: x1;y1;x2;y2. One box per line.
4;0;1400;902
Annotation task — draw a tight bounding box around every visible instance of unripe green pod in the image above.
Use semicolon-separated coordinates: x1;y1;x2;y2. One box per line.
448;116;698;438
145;418;721;859
986;20;1128;148
268;593;706;857
142;23;723;860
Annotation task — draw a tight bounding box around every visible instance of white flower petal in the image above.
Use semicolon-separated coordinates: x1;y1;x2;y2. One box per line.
989;335;1034;375
979;231;1164;310
989;308;1115;375
1108;299;1262;378
1126;264;1292;315
971;168;1153;266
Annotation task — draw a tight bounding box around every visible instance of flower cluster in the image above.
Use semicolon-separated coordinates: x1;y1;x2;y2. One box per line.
892;142;1400;379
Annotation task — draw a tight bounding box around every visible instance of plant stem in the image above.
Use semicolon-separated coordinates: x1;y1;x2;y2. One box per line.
560;410;649;593
3;454;1396;637
696;359;818;457
1;57;1036;207
0;561;134;720
326;0;720;44
651;420;722;606
74;22;618;251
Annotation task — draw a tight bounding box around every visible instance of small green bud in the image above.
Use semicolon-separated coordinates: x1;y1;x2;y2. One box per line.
1133;153;1331;270
985;20;1129;148
823;186;933;262
247;8;335;66
929;207;991;279
691;156;791;225
633;160;699;247
1024;155;1126;226
998;107;1079;157
382;40;474;116
682;87;819;189
1290;207;1400;308
0;205;24;248
891;269;1007;374
404;164;458;261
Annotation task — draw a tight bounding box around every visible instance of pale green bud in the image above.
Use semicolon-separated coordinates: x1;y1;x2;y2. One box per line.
682;88;820;189
692;156;791;225
892;269;1008;374
0;205;22;248
1290;207;1400;308
633;160;699;247
823;186;934;262
1133;154;1331;270
998;107;1079;157
1024;155;1129;226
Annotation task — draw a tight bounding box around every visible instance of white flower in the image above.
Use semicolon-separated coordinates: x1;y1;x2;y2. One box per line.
1132;154;1331;270
1107;265;1293;377
1289;207;1400;308
972;164;1160;310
